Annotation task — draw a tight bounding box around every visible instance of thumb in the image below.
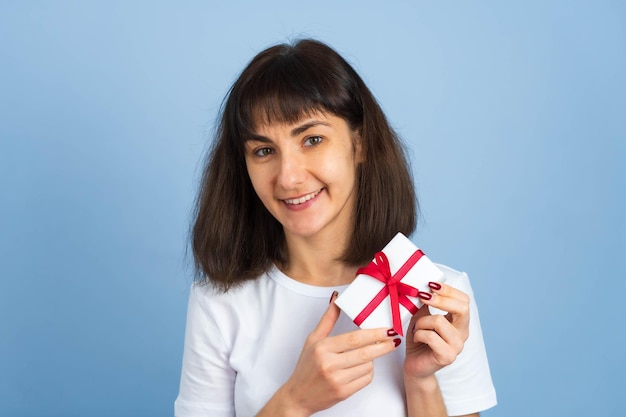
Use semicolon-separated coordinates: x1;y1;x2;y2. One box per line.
309;291;341;342
406;304;431;336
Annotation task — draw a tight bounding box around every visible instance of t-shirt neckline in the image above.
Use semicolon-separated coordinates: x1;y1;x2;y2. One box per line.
267;264;350;298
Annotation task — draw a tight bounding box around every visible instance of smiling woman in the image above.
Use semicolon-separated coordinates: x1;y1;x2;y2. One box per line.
176;39;496;417
244;113;362;257
191;39;419;292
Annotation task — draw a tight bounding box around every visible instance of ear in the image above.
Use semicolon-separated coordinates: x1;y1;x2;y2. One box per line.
353;129;365;164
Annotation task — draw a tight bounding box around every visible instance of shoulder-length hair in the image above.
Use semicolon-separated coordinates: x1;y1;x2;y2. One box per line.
192;38;417;291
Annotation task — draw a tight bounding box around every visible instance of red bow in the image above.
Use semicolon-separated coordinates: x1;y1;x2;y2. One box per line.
353;249;424;336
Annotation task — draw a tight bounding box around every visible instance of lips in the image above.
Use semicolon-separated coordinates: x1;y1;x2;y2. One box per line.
282;189;323;205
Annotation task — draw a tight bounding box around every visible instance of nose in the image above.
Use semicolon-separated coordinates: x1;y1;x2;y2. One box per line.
276;151;306;190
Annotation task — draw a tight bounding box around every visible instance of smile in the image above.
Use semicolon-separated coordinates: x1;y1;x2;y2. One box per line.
283;189;323;205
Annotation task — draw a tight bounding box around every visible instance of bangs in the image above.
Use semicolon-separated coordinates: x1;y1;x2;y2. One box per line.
242;89;326;136
227;43;360;142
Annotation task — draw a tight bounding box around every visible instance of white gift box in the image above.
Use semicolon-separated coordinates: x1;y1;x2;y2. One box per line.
334;232;445;335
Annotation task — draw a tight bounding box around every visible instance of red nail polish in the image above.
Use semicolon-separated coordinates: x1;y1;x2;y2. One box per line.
387;329;398;337
428;282;442;291
418;291;432;300
329;290;338;304
393;338;401;348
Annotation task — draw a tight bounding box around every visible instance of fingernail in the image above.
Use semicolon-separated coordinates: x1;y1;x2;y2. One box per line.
418;291;432;300
411;323;417;334
329;290;338;304
393;338;401;348
428;282;442;291
387;329;398;337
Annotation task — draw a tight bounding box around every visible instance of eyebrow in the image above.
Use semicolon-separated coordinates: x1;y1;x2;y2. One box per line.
290;120;331;136
248;120;331;143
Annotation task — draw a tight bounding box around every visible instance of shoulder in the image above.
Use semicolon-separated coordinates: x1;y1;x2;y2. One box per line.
434;262;474;297
184;271;278;347
190;271;274;309
434;263;466;279
432;263;498;413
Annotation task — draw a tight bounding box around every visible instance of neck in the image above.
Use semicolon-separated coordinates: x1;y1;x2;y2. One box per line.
280;233;359;286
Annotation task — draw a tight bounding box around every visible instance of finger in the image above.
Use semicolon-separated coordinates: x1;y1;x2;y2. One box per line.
343;364;376;392
428;282;469;301
333;361;374;385
331;327;399;353
406;304;431;335
418;284;470;327
412;329;460;367
332;366;377;402
309;291;341;343
413;314;466;351
338;337;401;368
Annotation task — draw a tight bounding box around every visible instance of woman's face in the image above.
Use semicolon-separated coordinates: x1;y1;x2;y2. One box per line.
244;111;362;244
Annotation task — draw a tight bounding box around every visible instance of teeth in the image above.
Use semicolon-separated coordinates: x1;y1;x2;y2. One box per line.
284;189;321;205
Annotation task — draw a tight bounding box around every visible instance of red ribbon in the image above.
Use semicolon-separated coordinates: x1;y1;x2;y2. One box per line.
353;249;424;336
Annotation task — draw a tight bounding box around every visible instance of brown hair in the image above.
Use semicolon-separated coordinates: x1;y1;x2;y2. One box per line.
192;39;417;291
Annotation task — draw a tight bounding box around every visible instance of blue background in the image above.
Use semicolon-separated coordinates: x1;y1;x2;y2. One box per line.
1;1;624;416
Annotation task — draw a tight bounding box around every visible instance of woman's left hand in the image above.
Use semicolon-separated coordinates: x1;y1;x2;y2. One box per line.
403;282;470;381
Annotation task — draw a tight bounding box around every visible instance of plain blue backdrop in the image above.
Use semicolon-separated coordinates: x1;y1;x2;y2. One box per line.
1;1;624;416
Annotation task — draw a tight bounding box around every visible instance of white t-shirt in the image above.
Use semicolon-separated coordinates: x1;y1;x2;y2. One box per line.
175;264;497;416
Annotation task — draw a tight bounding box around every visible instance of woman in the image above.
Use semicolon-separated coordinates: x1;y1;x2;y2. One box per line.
175;39;497;417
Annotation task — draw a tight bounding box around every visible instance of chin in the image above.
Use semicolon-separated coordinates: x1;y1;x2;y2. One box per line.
283;223;325;239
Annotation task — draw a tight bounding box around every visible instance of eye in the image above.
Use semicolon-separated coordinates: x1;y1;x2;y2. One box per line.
304;136;323;147
252;147;274;157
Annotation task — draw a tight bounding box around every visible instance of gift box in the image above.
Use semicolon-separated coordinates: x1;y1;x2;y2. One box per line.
334;232;445;336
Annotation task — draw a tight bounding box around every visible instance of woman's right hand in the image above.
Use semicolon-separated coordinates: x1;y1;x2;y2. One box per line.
259;292;401;417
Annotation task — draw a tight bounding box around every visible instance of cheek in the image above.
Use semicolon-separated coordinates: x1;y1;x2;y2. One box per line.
324;153;358;179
